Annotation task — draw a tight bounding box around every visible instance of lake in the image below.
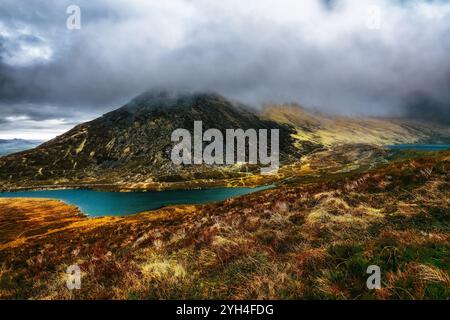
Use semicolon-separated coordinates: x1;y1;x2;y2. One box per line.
387;144;450;151
0;186;271;217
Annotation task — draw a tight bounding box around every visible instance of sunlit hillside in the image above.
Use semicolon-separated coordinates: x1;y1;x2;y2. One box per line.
0;148;448;299
264;105;450;146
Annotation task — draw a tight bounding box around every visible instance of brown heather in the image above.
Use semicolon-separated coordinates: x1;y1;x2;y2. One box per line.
0;149;448;299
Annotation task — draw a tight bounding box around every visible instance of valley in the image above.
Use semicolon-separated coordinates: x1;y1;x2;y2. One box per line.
2;0;449;304
0;91;448;300
0;149;448;299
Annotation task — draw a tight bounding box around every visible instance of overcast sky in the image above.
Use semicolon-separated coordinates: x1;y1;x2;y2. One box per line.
1;0;449;139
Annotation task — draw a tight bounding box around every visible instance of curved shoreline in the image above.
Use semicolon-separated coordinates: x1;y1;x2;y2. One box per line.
0;185;274;216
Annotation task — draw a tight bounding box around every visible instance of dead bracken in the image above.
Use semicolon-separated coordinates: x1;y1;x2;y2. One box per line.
0;150;448;299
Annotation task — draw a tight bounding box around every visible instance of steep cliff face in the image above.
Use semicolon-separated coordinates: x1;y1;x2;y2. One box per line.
0;91;305;190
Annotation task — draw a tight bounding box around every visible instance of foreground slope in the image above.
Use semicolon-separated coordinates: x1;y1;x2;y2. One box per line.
1;150;448;299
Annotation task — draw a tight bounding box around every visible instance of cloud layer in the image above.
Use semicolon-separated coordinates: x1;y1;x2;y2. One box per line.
1;0;449;138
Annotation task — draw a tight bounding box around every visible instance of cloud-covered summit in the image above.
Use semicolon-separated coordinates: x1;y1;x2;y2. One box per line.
1;0;449;138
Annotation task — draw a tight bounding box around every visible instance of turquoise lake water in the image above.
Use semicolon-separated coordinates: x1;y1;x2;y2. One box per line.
387;144;450;151
0;186;271;217
1;144;447;217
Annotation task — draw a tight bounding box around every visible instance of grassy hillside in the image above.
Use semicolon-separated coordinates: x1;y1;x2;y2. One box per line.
264;104;450;146
1;150;448;299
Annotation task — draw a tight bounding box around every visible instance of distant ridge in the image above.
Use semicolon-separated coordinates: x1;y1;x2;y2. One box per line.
0;139;43;156
402;93;450;125
263;104;450;146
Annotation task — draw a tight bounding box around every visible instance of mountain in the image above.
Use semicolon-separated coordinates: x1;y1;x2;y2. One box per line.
0;91;306;191
264;104;450;146
0;139;43;156
0;91;449;192
402;92;450;125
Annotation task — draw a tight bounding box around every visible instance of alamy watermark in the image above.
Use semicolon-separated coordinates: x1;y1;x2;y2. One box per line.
66;264;81;290
171;121;279;175
66;5;81;30
366;5;381;30
366;265;381;290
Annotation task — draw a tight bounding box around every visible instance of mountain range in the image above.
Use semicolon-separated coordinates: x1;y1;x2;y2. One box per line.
0;139;43;157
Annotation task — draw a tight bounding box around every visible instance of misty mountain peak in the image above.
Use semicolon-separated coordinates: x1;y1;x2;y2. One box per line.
122;89;228;112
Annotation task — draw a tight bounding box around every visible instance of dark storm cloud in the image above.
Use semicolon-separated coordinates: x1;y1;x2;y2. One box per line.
321;0;338;10
0;0;449;138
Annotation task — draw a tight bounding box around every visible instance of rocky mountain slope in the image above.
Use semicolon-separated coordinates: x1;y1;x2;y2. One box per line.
0;91;307;191
0;91;448;191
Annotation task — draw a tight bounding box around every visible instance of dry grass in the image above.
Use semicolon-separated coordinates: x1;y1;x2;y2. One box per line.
0;150;448;300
